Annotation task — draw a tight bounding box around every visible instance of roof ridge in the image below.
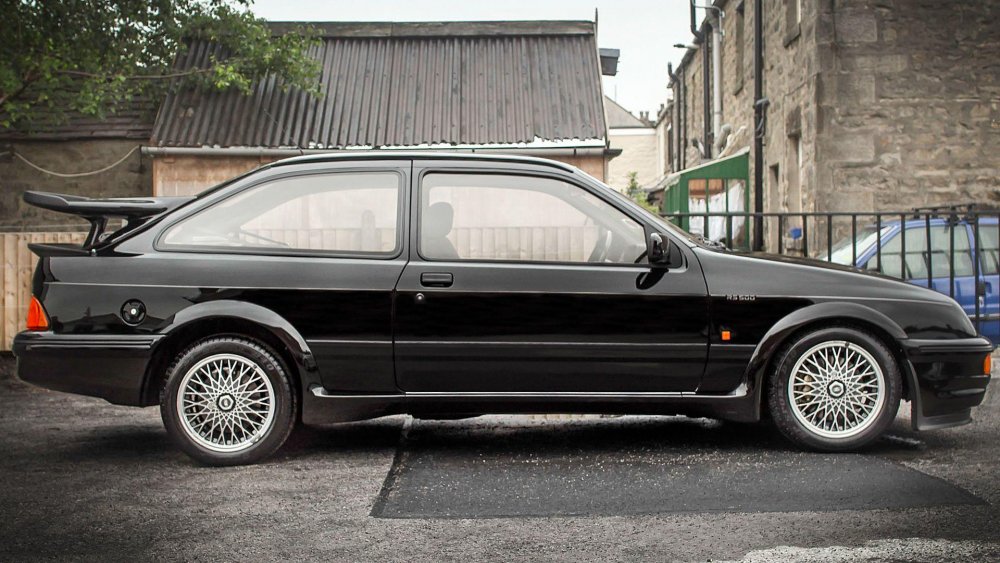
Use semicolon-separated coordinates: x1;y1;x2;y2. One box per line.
266;20;596;38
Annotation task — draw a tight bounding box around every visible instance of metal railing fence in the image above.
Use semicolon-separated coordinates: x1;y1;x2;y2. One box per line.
661;206;1000;340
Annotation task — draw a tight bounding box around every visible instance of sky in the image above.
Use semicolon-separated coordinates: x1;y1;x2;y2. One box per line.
251;0;697;119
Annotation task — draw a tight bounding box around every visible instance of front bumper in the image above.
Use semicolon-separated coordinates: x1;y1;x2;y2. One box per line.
901;337;994;431
12;331;163;406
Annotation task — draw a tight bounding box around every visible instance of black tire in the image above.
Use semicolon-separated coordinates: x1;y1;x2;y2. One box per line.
160;336;296;466
767;326;901;451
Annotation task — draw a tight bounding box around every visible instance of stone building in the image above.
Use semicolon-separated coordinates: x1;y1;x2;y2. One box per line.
654;0;1000;228
605;96;658;193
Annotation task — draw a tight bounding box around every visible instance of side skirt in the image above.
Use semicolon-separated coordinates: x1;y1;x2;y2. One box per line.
301;385;759;425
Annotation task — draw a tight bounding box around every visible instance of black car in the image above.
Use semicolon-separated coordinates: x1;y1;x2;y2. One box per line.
14;153;993;465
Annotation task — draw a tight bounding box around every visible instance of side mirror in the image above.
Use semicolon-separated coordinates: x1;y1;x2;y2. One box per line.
649;232;680;267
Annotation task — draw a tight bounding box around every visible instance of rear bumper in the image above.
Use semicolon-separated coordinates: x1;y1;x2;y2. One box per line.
12;332;162;406
901;337;994;431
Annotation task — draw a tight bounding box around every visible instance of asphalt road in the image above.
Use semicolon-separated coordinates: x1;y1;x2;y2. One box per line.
1;358;999;562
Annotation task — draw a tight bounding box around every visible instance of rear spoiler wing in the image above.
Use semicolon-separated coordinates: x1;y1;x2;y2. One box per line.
23;191;195;253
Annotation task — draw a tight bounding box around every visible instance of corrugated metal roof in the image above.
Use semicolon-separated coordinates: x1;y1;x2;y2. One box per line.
0;98;156;141
152;21;608;149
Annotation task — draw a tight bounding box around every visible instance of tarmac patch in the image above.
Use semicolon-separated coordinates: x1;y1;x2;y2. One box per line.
371;419;982;519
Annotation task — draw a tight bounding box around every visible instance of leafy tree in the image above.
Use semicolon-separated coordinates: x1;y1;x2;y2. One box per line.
0;0;320;129
625;171;658;213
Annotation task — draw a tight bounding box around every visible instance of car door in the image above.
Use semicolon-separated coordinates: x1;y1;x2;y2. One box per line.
869;221;978;312
393;163;709;393
970;219;999;342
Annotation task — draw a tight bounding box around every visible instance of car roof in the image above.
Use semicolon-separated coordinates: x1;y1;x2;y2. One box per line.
863;216;999;230
270;151;578;172
898;217;999;228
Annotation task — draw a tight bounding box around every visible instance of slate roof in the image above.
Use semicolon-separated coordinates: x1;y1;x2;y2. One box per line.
603;96;650;129
152;21;609;149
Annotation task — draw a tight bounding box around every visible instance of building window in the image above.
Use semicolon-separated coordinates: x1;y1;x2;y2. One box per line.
667;123;674;173
786;134;803;210
734;2;745;93
785;0;802;45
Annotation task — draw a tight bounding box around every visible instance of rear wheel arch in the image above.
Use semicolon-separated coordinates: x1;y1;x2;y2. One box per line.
142;303;315;407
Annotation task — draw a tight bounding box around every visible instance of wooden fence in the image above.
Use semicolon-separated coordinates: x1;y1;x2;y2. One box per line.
246;226;602;262
1;232;86;351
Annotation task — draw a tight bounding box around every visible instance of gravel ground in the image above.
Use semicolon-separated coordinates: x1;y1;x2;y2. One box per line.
1;356;998;562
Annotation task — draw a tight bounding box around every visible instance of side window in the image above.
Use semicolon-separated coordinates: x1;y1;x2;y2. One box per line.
419;173;646;264
873;224;973;280
162;172;401;254
977;225;999;275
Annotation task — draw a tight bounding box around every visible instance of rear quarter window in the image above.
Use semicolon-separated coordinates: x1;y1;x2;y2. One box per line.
161;172;402;255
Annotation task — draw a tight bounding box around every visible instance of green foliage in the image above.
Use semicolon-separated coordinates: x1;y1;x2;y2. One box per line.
0;0;321;129
625;171;658;213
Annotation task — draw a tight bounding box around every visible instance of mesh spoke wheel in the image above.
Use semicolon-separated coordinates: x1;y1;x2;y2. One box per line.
787;340;886;440
176;353;276;453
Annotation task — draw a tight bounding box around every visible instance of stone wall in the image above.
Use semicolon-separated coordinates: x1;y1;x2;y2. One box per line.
681;45;709;168
760;0;821;230
815;0;1000;211
0;140;151;227
663;0;1000;221
668;0;822;222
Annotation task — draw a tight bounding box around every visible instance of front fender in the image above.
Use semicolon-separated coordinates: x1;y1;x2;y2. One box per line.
743;301;908;418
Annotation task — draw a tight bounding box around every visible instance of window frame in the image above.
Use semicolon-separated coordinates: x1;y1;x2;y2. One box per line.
413;167;654;268
864;222;976;280
969;219;999;276
154;167;407;260
784;0;802;46
733;1;745;94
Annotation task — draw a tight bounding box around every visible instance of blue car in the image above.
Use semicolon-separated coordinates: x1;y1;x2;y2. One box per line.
825;216;999;343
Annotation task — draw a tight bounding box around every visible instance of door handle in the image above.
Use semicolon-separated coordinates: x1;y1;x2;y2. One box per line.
420;272;453;288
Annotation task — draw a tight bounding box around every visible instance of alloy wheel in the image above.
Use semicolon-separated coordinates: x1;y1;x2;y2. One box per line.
175;353;276;453
786;340;886;439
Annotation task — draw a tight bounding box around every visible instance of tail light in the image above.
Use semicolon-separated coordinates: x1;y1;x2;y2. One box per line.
26;296;49;331
985;354;993;376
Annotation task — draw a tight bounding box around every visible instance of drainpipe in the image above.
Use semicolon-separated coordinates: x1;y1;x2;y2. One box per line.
711;12;723;142
668;63;680;171
679;75;686;169
690;1;711;159
690;1;703;41
752;0;766;250
693;2;724;159
702;27;712;159
672;62;686;170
